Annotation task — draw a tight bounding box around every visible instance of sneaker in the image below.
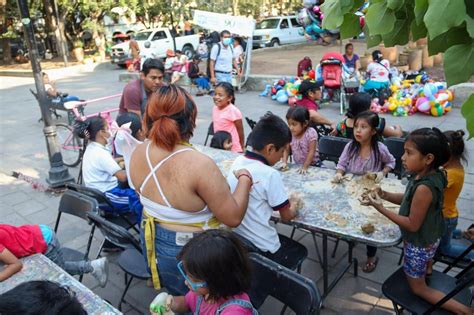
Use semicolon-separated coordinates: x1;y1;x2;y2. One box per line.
91;257;109;287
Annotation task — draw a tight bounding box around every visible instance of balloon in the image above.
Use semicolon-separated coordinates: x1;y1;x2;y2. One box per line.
303;0;316;8
436;92;449;103
359;16;365;28
446;90;454;101
430;105;444;117
277;79;285;86
416;97;431;113
308;69;315;79
275;89;287;98
286;83;295;96
313;6;320;14
271;87;277;95
423;83;437;99
288;96;298;106
277;94;289;103
444;101;452;113
298;9;311;26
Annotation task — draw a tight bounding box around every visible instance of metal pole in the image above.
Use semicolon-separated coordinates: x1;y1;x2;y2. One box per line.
53;0;68;67
17;0;74;187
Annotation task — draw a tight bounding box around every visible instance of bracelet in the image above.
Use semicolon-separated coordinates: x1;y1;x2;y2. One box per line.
237;173;253;185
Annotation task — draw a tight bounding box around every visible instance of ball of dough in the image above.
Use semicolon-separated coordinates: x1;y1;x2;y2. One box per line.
361;223;375;234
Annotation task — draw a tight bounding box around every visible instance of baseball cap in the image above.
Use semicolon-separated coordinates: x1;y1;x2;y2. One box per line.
166;49;175;57
298;79;323;95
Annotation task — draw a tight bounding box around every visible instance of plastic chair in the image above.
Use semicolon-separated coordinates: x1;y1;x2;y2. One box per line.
248;253;322;315
66;183;138;232
53;190;99;282
86;212;150;312
384;137;406;179
318;136;351;166
382;262;473;315
204;122;214;146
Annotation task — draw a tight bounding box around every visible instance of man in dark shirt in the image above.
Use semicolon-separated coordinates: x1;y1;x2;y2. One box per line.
118;58;165;117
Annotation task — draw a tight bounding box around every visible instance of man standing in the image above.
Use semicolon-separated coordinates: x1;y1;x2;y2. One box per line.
209;30;237;85
118;58;164;117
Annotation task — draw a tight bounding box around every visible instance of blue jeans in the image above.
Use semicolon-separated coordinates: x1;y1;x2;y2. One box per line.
439;217;474;260
45;233;93;275
215;72;232;84
140;222;195;295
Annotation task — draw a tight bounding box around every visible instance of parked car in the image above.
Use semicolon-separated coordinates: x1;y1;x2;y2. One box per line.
110;28;200;68
253;16;306;48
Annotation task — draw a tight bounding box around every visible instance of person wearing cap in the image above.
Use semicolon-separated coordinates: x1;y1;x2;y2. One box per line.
118;58;165;118
295;79;336;130
209;30;238;85
164;49;177;82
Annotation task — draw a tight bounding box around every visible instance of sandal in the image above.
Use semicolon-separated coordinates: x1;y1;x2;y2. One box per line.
362;257;379;273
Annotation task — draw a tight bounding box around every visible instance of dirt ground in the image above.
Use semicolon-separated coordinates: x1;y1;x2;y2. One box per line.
0;40;458;82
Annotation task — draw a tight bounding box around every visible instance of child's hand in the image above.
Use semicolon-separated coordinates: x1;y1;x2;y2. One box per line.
374;171;385;183
297;168;308;175
280;163;289;172
360;189;383;210
332;173;343;184
150;292;173;314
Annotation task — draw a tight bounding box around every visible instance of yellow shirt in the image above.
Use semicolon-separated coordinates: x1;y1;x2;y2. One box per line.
442;167;465;219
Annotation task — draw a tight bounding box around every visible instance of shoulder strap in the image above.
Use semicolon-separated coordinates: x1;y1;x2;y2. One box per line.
377;61;390;72
216;299;258;315
215;43;222;62
140;80;147;115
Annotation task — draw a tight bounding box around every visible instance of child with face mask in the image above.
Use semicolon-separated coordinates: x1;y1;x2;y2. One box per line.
74;116;142;222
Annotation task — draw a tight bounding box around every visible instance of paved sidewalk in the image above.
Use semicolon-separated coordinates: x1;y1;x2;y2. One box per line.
0;66;472;314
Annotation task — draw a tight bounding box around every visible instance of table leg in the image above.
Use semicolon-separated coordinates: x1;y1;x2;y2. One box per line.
311;232;323;264
322;235;358;299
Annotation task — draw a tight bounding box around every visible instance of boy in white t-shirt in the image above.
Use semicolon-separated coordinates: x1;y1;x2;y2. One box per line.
227;113;305;269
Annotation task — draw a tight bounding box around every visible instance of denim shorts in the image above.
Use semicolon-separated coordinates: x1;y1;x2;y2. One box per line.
140;222;197;295
403;240;439;278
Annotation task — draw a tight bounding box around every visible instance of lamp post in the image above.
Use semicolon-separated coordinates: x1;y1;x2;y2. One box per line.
17;0;74;187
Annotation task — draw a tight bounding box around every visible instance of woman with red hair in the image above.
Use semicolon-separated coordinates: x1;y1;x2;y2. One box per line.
130;85;252;295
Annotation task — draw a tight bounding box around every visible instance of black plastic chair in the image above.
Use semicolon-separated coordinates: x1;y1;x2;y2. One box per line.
384;137;406;179
318;135;351;166
248;253;322;315
204;122;214;146
382;262;473;315
66;183;139;232
86;212;150;312
53;190;99;282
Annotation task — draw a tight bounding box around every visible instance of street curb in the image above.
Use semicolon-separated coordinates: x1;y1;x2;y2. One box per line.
117;72;472;107
0;61;109;78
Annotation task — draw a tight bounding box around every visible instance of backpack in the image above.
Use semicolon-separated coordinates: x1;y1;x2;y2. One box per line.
297;57;312;77
194;295;259;315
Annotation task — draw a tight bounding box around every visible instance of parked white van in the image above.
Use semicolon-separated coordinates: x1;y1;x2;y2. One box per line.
253;16;306;48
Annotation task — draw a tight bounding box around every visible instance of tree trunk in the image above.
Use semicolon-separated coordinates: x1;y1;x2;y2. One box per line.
42;0;64;57
232;0;239;15
1;0;12;63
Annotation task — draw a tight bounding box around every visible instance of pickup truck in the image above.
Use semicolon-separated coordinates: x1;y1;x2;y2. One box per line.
110;28;200;67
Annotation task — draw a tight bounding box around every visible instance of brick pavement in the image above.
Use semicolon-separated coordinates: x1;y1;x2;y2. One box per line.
0;64;472;314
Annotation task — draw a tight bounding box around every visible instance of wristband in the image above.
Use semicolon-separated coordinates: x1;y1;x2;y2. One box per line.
237;173;253;186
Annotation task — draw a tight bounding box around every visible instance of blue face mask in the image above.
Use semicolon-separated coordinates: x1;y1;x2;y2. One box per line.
223;38;232;46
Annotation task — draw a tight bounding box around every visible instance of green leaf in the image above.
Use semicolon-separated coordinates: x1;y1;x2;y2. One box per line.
366;2;396;35
466;16;474;38
364;25;383;48
444;41;474;86
387;0;405;11
428;25;471;55
340;13;362;39
424;0;466;39
411;19;428;41
461;94;474;140
321;0;345;30
340;0;355;14
382;19;410;47
352;0;365;11
414;0;428;25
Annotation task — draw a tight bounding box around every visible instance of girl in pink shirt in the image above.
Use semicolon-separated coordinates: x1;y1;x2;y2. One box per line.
154;230;257;315
212;82;245;153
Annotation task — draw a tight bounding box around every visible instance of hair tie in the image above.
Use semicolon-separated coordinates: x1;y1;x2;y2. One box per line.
158;115;170;119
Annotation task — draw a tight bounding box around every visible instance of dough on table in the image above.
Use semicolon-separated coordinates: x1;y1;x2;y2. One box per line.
325;213;348;227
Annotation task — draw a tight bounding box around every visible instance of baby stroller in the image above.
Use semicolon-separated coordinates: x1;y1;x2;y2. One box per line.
320;52;344;114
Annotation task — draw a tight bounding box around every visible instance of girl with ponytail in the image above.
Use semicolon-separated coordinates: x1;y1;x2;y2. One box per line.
439;130;472;260
130;85;252;295
74;116;142;222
